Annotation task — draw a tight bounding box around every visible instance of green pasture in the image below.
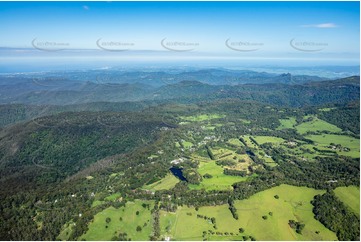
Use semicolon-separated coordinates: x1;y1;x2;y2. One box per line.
160;185;337;241
296;117;342;134
80;200;154;241
180;114;226;122
188;161;248;191
306;134;360;158
277;117;297;130
334;186;360;216
143;173;179;191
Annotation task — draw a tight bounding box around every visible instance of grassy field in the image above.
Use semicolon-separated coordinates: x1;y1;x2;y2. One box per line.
280;143;320;160
104;192;122;202
277;117;297;130
91;200;106;208
295;117;342;134
253;136;285;145
80;200;154;241
143;173;179;191
160;185;337;241
160;207;212;241
211;147;254;171
182;140;194;148
180;114;226;122
227;138;244;147
232;185;336;241
188;160;248;191
240;135;257;148
318;107;336;112
306;134;360;158
334;186;360;216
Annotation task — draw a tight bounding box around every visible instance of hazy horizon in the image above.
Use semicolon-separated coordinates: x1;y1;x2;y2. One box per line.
0;1;359;71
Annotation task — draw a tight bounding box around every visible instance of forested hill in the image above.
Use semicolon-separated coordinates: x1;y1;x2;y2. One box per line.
152;76;359;106
0;75;358;106
0;111;168;195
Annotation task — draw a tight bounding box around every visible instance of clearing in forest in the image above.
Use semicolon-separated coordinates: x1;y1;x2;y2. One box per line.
160;184;337;241
80;200;154;241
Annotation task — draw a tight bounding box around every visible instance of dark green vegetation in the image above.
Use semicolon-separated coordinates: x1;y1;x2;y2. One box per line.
0;112;168;193
312;191;360;241
0;71;359;241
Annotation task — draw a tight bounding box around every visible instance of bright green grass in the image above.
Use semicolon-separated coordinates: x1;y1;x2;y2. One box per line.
104;192;122;202
253;136;285;145
211;147;235;159
295;117;342;134
306;134;360;158
160;207;211;241
80;200;154;241
318;107;336;112
209;147;253;168
57;220;75;241
231;185;337;241
277;117;297;130
180;114;226;122
188;161;248;191
143;173;179;191
227;138;244;147
334;186;360;216
182;141;193;148
160;185;336;241
179;121;190;125
91;200;106;208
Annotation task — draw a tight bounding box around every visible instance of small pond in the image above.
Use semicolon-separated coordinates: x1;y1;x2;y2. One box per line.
170;167;187;181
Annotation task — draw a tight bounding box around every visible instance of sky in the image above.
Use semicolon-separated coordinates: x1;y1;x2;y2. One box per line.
0;1;359;69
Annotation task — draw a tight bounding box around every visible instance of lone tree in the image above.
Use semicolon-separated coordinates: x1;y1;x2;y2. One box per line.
106;217;111;223
136;226;142;232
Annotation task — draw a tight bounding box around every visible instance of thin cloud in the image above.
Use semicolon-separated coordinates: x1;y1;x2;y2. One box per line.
83;5;89;11
301;23;338;28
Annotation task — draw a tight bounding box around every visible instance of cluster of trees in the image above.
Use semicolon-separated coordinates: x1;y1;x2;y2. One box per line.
111;232;130;241
311;191;360;241
224;169;247;177
288;220;305;234
228;198;239;220
318;102;360;135
150;202;161;240
205;145;215;160
216;159;237;167
182;168;202;185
